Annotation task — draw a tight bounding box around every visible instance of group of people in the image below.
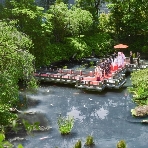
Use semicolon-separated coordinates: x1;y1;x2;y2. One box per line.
95;51;140;81
94;51;126;81
94;51;140;81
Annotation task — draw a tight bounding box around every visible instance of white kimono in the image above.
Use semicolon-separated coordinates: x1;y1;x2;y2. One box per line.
118;54;122;67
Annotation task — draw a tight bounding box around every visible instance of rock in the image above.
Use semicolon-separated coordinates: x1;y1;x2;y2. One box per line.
131;105;148;117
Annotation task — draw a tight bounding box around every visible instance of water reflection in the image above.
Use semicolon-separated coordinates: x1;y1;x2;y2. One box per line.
92;107;109;120
67;106;85;121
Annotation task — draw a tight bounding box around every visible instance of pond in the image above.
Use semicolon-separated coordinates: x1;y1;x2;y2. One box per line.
9;76;148;148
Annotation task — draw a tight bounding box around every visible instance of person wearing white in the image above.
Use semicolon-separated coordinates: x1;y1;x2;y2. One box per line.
121;52;125;67
117;52;122;67
94;65;102;80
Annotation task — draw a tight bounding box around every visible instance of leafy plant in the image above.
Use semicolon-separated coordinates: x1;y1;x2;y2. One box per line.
22;119;40;135
0;133;13;148
17;144;24;148
89;61;94;67
0;21;37;127
57;115;74;135
128;69;148;106
0;133;24;148
116;140;126;148
74;140;82;148
63;66;68;69
84;135;95;146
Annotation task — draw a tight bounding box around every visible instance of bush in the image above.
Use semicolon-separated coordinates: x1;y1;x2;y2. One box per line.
128;69;148;106
116;140;126;148
84;135;95;146
57;115;74;135
74;140;82;148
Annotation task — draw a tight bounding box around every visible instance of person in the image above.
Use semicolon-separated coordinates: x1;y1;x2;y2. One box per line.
108;56;113;72
114;55;118;71
100;59;105;78
94;65;102;81
112;51;117;62
130;51;133;64
117;52;122;68
121;52;126;67
137;52;140;67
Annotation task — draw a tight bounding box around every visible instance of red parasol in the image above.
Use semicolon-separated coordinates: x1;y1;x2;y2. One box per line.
114;44;128;49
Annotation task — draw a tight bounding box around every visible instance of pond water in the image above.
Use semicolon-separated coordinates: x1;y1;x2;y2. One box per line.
10;76;148;148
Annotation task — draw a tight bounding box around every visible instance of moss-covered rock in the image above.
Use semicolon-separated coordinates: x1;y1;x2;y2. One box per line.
131;105;148;117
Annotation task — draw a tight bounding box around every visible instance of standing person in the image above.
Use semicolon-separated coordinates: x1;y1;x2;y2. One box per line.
121;52;126;67
95;66;99;81
100;59;105;78
137;52;140;67
108;56;113;72
94;65;102;81
105;59;109;76
117;52;122;68
112;51;117;62
114;55;118;71
130;51;133;64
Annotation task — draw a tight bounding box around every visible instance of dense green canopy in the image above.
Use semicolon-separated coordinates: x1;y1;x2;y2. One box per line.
0;21;37;126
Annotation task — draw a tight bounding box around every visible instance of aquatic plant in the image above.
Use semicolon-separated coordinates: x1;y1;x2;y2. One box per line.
74;140;82;148
22;119;40;135
17;144;24;148
116;140;126;148
57;115;74;135
0;132;13;148
0;132;24;148
84;135;95;146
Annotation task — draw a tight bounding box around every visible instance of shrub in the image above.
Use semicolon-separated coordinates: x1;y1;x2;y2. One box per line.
57;115;74;135
128;69;148;106
74;140;82;148
116;140;126;148
84;135;95;146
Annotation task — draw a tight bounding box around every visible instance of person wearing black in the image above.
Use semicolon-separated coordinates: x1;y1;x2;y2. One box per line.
130;51;133;64
108;57;112;73
100;59;105;77
104;59;109;77
137;52;140;67
112;51;117;62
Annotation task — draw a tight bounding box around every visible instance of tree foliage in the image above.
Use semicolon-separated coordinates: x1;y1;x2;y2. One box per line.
4;0;53;66
106;0;148;52
0;21;37;126
48;2;93;42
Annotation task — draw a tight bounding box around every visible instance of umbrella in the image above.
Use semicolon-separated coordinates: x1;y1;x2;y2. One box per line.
114;44;128;49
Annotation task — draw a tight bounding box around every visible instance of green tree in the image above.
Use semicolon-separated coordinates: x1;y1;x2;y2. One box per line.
48;2;69;42
75;0;105;30
107;0;148;52
0;20;37;126
68;6;93;37
4;0;53;66
48;2;93;42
